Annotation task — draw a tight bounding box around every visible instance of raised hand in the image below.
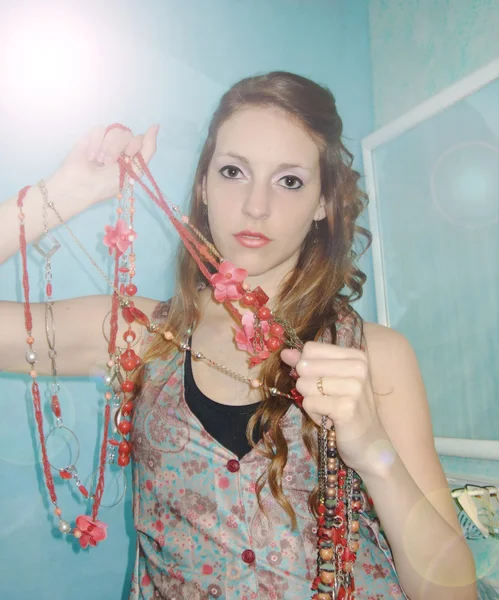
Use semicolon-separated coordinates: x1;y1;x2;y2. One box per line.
52;124;159;209
281;342;389;477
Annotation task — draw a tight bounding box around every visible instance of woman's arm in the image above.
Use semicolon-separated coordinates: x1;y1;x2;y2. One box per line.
0;124;158;265
0;296;160;377
360;323;477;599
0;124;160;377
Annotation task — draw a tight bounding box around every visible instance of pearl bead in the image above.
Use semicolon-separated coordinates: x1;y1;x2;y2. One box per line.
73;528;82;539
25;350;37;364
349;520;360;533
58;519;71;534
320;570;335;584
319;547;334;561
251;379;261;388
104;375;113;386
269;387;278;396
195;352;202;359
29;370;37;378
54;507;62;517
107;360;114;368
164;331;173;340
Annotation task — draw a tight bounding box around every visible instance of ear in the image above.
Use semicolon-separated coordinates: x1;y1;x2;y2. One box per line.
313;196;326;221
201;176;208;205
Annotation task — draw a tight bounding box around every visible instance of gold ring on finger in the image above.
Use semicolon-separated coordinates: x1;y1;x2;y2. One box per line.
317;376;326;396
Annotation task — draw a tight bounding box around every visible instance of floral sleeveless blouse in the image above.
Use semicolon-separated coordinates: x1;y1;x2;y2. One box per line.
129;303;408;600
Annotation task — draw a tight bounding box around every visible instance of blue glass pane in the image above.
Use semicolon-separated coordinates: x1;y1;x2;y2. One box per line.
372;78;499;440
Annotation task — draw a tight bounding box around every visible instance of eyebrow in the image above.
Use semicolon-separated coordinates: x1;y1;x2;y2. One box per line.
218;151;310;171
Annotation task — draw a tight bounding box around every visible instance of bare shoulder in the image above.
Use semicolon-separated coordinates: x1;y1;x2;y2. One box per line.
361;321;418;385
362;320;410;348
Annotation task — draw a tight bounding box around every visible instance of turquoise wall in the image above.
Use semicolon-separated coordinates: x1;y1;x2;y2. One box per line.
367;3;499;589
368;0;499;126
0;2;374;599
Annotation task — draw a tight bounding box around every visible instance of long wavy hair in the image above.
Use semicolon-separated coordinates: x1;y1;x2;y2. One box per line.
138;71;371;527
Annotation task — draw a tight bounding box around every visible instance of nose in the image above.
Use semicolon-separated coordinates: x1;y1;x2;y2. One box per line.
241;181;271;220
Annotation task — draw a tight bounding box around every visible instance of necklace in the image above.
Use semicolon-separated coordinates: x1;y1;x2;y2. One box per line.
17;124;361;598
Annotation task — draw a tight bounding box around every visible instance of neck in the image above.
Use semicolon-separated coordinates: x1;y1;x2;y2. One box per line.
199;259;295;324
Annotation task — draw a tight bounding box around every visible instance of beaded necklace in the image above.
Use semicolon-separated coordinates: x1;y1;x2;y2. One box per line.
17;124;361;598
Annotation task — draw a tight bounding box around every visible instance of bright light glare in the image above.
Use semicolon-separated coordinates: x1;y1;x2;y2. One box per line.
1;11;94;114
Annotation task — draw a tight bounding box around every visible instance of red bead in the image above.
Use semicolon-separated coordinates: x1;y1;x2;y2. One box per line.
59;469;72;480
122;305;135;324
118;420;132;435
266;336;283;352
338;469;347;477
119;440;132;454
269;322;284;337
109;439;120;447
257;306;271;321
123;329;136;342
343;549;356;563
241;549;255;564
241;293;255;306
46;283;52;297
128;306;150;328
125;283;137;296
318;504;326;515
118;453;130;467
290;388;303;408
120;349;141;371
318;516;325;525
121;380;135;393
121;400;134;416
78;485;89;498
51;395;61;418
226;459;240;473
252;286;269;308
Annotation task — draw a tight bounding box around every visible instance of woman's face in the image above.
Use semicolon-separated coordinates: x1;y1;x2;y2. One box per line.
205;106;324;281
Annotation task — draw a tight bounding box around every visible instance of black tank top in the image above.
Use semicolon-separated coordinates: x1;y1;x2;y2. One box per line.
184;348;262;459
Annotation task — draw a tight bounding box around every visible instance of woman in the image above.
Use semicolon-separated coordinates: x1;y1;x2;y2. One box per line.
0;72;476;599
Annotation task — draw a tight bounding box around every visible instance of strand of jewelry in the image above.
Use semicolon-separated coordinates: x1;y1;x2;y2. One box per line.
34;181;92;504
35;128;360;596
101;162;140;468
17;184;112;549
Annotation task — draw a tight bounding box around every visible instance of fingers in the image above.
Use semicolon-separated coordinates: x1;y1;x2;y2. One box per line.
280;348;301;368
300;340;366;362
100;128;134;166
296;357;368;380
140;124;159;164
91;124;159;169
124;134;144;159
296;375;363;399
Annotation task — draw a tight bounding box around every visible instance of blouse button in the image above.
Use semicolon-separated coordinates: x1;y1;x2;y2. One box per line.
226;459;240;473
241;549;255;564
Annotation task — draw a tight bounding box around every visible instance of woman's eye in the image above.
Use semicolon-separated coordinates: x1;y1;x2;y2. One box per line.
278;175;303;190
220;165;242;179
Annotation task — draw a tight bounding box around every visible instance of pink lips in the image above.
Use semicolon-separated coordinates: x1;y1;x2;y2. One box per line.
234;230;271;248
